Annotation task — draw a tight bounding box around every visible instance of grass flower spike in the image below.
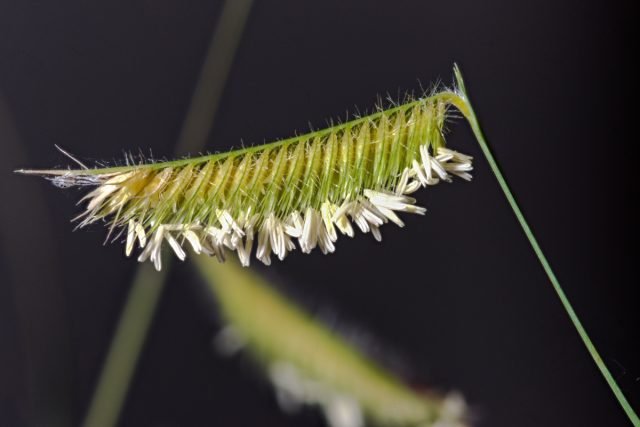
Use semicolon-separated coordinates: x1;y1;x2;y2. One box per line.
17;85;472;271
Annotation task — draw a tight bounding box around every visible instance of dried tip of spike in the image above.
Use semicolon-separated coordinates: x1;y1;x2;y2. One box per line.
15;146;89;176
15;168;108;189
14;168;69;176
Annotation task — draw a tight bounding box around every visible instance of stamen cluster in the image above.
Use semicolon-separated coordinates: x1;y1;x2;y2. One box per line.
118;146;471;270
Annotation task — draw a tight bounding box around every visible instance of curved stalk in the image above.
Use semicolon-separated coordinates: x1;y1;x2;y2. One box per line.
452;65;639;426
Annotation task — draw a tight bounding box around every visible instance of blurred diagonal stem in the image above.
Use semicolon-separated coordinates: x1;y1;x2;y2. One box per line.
174;0;254;156
452;66;639;426
194;256;460;426
82;263;167;427
82;1;253;426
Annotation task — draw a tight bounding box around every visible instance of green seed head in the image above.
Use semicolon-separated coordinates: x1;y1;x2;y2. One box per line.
17;87;473;270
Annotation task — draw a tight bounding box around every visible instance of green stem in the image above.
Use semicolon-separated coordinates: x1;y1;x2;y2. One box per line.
453;65;639;426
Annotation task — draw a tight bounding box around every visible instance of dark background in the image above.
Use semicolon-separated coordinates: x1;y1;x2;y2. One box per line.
0;1;637;426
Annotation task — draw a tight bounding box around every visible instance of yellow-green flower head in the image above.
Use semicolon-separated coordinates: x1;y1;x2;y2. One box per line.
17;90;472;271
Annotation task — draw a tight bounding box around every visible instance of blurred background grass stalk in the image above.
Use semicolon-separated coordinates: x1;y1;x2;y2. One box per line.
82;1;253;425
196;256;466;427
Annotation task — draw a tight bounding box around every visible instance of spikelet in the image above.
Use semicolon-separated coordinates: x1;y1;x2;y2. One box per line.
16;86;473;270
